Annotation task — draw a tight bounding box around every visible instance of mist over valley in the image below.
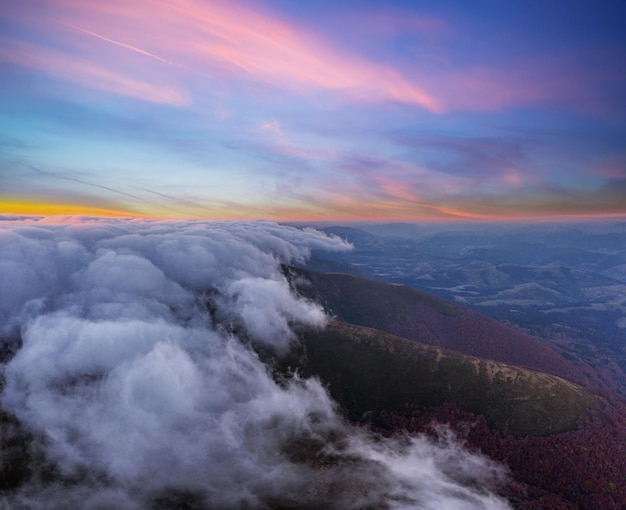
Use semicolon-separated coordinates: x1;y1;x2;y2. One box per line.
1;217;625;509
1;217;516;509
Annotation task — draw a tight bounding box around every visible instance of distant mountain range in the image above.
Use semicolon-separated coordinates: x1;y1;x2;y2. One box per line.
301;222;626;397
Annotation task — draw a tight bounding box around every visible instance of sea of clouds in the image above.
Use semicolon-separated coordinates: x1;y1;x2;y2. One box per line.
0;217;511;509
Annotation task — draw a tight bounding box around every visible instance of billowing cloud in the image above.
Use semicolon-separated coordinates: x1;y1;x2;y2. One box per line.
0;217;511;509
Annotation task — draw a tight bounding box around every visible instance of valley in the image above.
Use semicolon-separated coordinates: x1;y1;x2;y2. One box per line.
2;219;625;509
302;222;626;396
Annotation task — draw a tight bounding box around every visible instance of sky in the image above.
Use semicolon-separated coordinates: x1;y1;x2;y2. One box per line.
1;0;625;222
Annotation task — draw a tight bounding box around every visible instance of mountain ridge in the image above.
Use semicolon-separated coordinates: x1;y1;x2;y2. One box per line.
288;319;596;437
287;266;600;390
282;268;626;508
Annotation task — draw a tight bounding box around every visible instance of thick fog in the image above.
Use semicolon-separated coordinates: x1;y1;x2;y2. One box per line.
0;217;511;509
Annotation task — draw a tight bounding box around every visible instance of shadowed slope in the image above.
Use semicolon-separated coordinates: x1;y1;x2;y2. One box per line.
290;320;595;437
289;267;596;388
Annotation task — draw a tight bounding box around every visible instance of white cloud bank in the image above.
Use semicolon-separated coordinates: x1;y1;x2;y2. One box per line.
0;217;511;509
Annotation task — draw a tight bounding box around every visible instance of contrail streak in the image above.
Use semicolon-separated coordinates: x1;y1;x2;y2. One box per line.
65;23;176;66
28;164;172;210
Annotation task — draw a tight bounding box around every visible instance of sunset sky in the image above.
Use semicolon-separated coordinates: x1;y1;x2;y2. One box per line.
1;0;625;222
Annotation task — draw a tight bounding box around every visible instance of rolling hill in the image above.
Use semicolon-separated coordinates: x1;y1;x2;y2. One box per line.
283;267;626;508
287;320;595;437
287;266;601;390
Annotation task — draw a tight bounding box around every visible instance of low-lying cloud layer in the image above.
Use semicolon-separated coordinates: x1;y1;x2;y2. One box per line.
0;217;511;509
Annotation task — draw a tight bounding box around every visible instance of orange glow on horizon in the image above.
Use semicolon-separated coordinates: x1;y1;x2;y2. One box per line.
0;200;151;219
3;200;624;225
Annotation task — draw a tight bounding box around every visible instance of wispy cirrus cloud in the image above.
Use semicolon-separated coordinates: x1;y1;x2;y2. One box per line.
421;56;624;115
1;0;624;222
447;178;626;220
391;133;536;192
3;0;442;111
0;38;189;106
590;153;626;179
4;0;619;115
259;121;337;161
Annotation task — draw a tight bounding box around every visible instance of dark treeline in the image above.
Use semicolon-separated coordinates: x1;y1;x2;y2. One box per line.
375;391;626;509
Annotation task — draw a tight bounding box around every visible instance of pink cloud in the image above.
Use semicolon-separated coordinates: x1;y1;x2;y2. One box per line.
0;38;189;105
590;153;626;179
6;0;442;111
305;186;494;222
324;7;449;41
259;121;337;160
418;54;619;115
161;1;440;107
340;156;476;200
5;0;617;116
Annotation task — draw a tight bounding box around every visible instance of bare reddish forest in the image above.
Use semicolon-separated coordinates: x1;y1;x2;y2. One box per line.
375;391;626;509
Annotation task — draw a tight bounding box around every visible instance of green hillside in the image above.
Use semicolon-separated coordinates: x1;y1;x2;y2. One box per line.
290;320;596;437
